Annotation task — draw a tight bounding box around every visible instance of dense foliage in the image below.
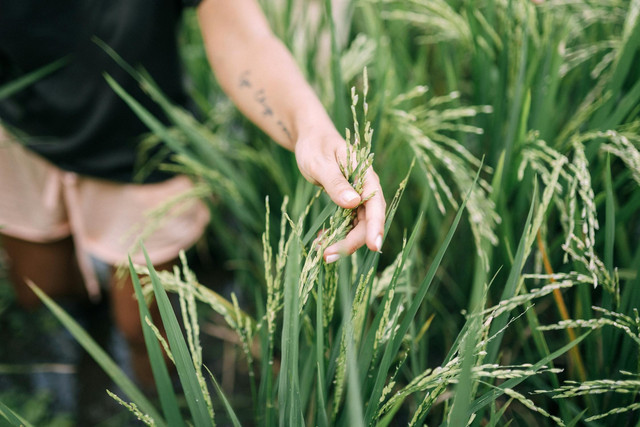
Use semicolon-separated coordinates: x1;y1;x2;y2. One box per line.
2;0;640;425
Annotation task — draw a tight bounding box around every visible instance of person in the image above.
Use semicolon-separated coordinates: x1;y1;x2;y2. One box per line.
0;0;386;386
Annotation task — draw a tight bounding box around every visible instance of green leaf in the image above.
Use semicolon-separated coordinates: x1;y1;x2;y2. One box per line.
364;167;478;425
0;57;68;99
142;248;214;427
128;258;185;427
0;400;34;427
206;366;242;427
278;234;304;427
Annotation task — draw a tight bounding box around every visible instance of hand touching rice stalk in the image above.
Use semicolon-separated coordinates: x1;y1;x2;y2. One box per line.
305;68;385;263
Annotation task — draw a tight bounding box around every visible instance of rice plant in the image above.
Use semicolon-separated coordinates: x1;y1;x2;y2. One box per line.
2;0;640;425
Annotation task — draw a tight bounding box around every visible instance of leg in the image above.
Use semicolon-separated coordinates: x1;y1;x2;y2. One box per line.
69;174;210;388
1;234;86;309
109;259;176;389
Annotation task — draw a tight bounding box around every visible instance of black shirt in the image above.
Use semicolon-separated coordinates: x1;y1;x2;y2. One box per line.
0;0;201;182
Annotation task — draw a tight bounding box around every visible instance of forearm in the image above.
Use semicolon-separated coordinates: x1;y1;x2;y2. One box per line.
196;0;386;259
197;1;339;151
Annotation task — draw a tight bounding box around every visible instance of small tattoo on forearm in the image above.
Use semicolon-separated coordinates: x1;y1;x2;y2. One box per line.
239;70;252;88
254;89;274;117
277;120;293;142
237;70;292;141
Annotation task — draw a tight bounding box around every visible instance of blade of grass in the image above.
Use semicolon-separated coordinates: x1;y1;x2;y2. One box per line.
354;162;416;373
315;267;330;427
27;281;165;425
485;162;563;365
0;400;34;427
338;260;365;427
0;57;68;99
142;248;213;427
363;167;478;425
566;409;588;427
324;0;348;131
278;235;303;427
521;300;572;421
103;74;192;159
358;213;423;385
486;398;514;427
128;258;185;427
590;13;640;129
604;154;616;276
602;154;617;371
469;331;592;415
448;245;488;425
206;366;242;427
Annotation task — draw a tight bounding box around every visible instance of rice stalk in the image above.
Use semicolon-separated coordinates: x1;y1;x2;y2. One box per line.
538;306;640;348
107;390;156;427
331;266;373;419
535;371;640;422
133;264;256;341
175;252;214;419
496;385;564;426
379;0;472;46
144;317;175;365
389;87;498;268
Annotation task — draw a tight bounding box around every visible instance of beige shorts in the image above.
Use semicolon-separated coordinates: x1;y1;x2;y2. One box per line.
0;129;210;300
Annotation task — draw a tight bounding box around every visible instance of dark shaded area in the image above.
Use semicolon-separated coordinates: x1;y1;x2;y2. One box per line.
0;248;255;426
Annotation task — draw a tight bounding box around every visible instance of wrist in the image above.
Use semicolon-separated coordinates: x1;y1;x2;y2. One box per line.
294;120;342;148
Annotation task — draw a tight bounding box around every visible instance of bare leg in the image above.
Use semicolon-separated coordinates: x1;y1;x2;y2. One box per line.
110;260;176;389
1;234;87;309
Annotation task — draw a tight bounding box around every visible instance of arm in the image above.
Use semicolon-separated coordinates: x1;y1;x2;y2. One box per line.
197;0;385;260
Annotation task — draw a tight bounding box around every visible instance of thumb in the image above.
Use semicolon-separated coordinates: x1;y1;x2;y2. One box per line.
316;163;361;209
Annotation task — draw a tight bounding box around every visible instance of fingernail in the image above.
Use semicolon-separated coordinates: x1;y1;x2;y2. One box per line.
375;235;383;252
325;254;341;264
341;190;360;205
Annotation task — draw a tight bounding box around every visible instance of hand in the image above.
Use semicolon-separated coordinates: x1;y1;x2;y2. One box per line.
295;130;386;263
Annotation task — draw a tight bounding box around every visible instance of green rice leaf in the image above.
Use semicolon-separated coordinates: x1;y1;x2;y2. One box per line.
324;0;348;131
0;57;68;100
278;235;303;427
206;366;242;427
0;399;34;427
604;154;615;275
315;268;330;427
337;260;365;427
566;409;588;427
364;166;478;425
486;397;514;427
142;248;214;427
128;258;185;427
103;74;192;159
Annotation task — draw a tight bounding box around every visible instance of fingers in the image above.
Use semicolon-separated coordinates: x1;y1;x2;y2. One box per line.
296;137;361;209
295;134;386;261
357;169;384;252
323;220;367;263
323;170;386;262
315;161;362;210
